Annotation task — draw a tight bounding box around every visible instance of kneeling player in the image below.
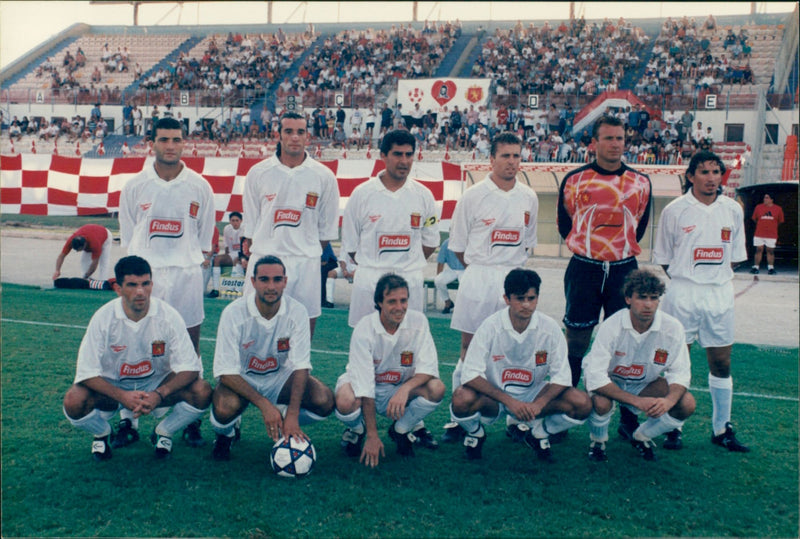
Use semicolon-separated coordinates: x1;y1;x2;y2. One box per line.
63;256;212;461
450;269;590;462
583;269;696;462
335;273;445;467
210;255;334;460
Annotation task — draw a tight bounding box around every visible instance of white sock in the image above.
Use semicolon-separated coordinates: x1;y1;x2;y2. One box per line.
202;265;212;291
454;407;482;436
395;397;440;434
589;409;613;443
64;407;112;437
156;401;206;437
768;264;774;270
212;266;221;289
326;278;335;302
541;413;585;435
335;408;364;433
210;408;240;438
298;408;327;425
636;412;684;440
709;373;733;435
449;361;464;423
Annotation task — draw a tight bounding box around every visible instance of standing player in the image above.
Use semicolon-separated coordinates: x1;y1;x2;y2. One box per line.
750;193;784;275
335;274;444;467
442;131;539;442
341;129;439;328
583;269;695;462
653;150;750;452
53;223;114;282
557;115;652;388
450;269;590;461
62;256;212;460
240;111;340;338
209;255;334;460
118;117;215;446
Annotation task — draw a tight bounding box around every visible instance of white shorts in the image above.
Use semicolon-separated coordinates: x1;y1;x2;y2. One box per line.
244;253;321;318
335;372;409;417
660;279;735;348
151;265;204;328
450;264;513;334
348;266;424;328
753;236;777;249
81;229;113;280
230;371;292;406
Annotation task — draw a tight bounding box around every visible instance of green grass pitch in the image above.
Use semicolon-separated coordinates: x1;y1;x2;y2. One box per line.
1;284;797;537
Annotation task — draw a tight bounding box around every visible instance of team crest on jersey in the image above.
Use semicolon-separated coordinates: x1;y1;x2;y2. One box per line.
378;234;411;255
524;211;531;226
246;355;278;375
721;227;731;242
265;193;276;202
277;338;290;352
119;360;154;380
375;371;402;384
369;214;381;223
692;247;724;267
682;225;696;234
149;219;183;240
653;349;668;365
139;202;152;212
305;192;319;209
274;209;302;228
400;351;414;366
492;354;505;362
491;229;521;248
502;368;533;388
535;350;547;366
151;340;165;357
410;213;421;229
111;344;127;353
189;201;199;218
612;364;645;380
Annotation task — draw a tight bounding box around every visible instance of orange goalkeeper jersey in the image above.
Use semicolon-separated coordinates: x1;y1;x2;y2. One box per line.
557;162;652;262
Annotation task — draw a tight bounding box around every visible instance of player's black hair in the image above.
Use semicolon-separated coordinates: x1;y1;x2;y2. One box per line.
380;129;416;155
154;117;183;135
592;115;624;139
623;269;665;298
252;255;286;276
490;131;522;157
114;255;151;284
684;150;726;194
373;273;408;310
71;236;87;251
229;211;243;220
503;268;541;297
278;111;305;132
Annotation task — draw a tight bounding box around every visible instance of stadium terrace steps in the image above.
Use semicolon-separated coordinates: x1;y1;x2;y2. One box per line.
434;31;473;78
125;35;204;95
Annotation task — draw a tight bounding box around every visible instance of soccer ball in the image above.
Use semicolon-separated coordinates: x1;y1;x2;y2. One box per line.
269;436;316;478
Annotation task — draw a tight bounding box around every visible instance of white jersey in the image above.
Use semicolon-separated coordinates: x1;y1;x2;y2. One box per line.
653;192;746;284
448;176;538;267
582;309;691;392
213;294;312;394
119;162;215;268
341;176;439;273
242;152;340;259
461;308;571;397
345;310;439;400
222;223;242;256
74;297;201;390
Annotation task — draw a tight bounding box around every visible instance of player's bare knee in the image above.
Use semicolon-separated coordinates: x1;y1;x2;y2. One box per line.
335;390;359;415
451;386;477;416
591;394;613;415
63;385;92;417
187;379;212;408
566;389;592;419
425;378;446;402
672;391;696;419
307;385;335;416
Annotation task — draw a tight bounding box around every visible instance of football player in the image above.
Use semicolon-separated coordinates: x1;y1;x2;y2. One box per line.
62;256;212;461
583;269;695;461
335;273;444;467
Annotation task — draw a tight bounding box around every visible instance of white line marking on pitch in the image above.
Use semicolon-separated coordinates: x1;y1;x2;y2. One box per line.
4;318;796;399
